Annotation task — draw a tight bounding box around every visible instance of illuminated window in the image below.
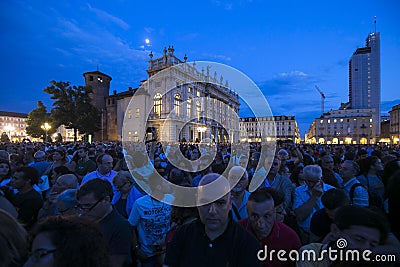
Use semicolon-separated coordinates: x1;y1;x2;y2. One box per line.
127;109;132;119
187;97;192;118
135;108;140;118
174;94;181;116
320;120;323;124
97;76;103;83
196;90;200;97
154;93;162;117
188;87;192;93
196;100;201;119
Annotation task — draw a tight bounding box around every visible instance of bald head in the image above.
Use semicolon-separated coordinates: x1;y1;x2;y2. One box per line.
197;173;231;205
56;174;78;189
197;173;232;237
199;173;229;187
229;166;247;180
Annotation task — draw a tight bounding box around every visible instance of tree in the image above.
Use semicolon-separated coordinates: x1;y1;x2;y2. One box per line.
26;101;55;140
1;132;10;143
43;81;100;141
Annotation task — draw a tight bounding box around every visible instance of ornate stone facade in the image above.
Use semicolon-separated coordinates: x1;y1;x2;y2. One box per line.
239;116;300;143
87;46;241;142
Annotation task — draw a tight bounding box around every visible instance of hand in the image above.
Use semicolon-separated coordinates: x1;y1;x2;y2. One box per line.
311;181;323;197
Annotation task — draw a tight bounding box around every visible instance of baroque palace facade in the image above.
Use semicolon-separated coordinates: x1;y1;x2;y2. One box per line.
86;46;240;143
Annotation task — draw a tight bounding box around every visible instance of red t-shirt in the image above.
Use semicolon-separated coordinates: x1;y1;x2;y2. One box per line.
238;219;301;267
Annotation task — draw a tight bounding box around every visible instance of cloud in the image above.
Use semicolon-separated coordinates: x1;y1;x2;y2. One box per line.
201;53;232;62
144;27;155;33
257;70;316;96
250;70;342;134
56;17;146;61
54;48;73;57
381;99;400;115
225;3;233;10
211;0;254;10
276;70;308;78
87;3;130;30
53;17;149;90
179;33;200;41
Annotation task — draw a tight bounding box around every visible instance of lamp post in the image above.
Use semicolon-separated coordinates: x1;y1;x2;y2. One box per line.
4;125;15;141
41;122;51;142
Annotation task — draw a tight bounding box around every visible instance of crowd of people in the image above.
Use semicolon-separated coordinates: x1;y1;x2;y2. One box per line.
0;140;399;267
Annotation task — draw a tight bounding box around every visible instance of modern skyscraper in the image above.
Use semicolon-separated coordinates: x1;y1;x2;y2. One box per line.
349;32;381;137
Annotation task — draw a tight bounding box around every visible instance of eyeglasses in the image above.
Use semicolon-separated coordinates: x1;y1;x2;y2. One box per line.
58;203;79;214
76;198;104;212
28;248;57;263
305;179;320;186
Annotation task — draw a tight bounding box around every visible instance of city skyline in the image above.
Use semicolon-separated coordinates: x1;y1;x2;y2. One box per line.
1;0;399;137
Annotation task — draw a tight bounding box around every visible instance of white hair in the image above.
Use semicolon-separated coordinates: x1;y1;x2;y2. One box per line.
303;165;322;180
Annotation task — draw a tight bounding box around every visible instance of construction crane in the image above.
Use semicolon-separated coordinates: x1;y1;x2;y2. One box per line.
315;85;326;116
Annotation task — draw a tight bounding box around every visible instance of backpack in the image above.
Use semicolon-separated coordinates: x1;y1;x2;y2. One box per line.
349;182;384;209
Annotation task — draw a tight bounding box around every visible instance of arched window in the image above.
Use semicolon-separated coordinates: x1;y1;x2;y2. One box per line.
154;93;162;117
174;94;181;117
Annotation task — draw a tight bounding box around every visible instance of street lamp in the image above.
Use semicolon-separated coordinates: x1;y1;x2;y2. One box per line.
4;125;15;141
41;122;51;142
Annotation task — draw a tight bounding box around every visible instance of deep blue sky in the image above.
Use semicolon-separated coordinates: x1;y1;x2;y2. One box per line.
1;0;399;136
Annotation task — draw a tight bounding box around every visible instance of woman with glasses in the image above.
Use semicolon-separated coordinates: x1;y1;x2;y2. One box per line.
111;171;143;219
23;216;110;267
